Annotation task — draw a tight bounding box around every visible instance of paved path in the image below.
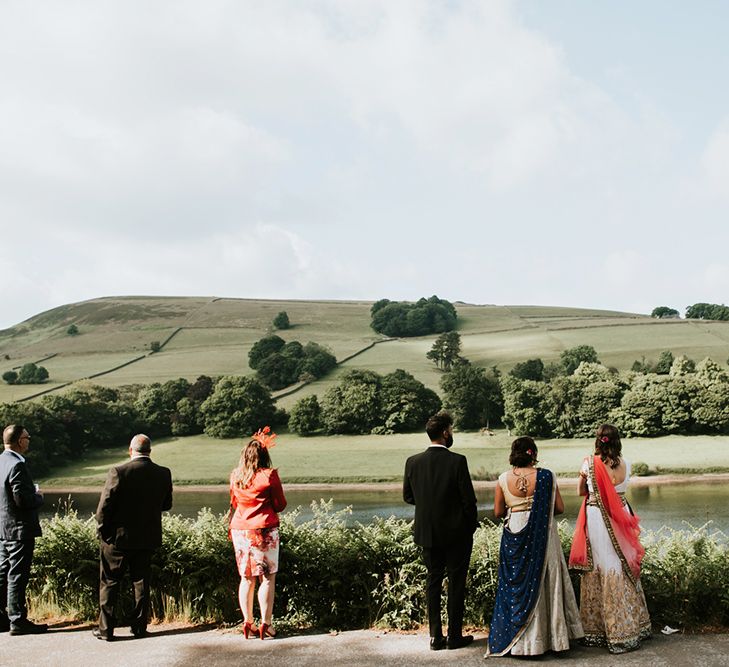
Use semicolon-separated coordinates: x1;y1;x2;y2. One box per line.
3;623;729;666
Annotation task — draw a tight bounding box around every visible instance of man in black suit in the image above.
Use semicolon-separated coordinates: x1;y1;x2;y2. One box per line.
94;434;172;641
403;412;478;651
0;424;47;635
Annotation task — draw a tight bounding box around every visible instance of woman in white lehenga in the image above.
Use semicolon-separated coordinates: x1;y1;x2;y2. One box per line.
569;424;651;653
487;437;584;657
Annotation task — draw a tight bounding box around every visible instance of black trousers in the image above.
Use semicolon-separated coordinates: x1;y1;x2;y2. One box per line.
0;538;35;625
421;536;473;640
98;542;153;637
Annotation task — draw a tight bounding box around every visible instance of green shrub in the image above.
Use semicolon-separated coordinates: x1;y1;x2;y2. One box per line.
27;507;729;631
632;461;650;476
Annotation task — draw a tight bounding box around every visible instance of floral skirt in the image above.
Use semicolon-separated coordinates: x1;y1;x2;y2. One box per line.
231;527;280;578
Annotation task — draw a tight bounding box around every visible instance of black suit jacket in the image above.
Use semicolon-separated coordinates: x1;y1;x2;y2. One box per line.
0;449;43;541
95;457;173;550
403;446;478;548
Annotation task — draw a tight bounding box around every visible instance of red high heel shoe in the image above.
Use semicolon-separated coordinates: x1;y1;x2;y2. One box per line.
259;623;276;640
243;622;258;639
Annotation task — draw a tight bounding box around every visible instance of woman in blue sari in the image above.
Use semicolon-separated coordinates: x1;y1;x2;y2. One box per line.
487;437;583;656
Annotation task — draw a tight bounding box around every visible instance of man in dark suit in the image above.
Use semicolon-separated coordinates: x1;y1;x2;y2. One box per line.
0;424;47;635
403;412;478;651
94;434;172;641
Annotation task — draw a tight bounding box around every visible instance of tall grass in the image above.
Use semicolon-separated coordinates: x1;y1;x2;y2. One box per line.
28;506;729;631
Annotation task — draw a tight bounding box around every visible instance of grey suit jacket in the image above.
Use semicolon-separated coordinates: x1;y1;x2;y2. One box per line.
0;449;43;541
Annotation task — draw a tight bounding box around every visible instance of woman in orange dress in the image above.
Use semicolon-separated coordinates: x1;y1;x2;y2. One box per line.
229;427;287;639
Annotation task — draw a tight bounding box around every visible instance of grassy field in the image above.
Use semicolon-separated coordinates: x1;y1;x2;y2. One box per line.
2;296;729;405
36;431;729;486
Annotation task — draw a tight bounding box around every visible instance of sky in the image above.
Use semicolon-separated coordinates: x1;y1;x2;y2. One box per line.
1;0;729;329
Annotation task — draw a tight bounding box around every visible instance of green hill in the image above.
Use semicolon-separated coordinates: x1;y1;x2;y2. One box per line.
1;296;728;406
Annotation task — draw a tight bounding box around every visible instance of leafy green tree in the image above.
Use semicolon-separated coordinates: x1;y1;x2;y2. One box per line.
2;370;17;384
134;378;191;437
200;376;276;438
544;376;581;437
67;324;79;335
378;369;441;433
686;303;729;320
43;384;137;453
575;381;624;436
187;375;214;403
170;397;199;436
370;295;457;337
426;332;462;371
17;363;49;384
651;307;679;319
0;401;71;474
560;345;599;375
501;376;552;437
248;335;286;370
289;395;323;436
669;354;696;376
655;351;674;375
509;359;544;381
441;361;503;430
612;375;666;437
273;311;291;330
150;341;161;353
321;370;382;434
298;342;336;380
256;352;300;390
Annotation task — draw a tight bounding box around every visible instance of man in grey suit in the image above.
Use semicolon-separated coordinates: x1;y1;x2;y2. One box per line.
93;434;172;641
0;424;47;635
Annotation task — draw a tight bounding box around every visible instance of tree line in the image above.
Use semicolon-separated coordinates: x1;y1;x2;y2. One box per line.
502;352;729;438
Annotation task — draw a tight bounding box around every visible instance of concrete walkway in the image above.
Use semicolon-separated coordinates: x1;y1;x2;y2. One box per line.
2;623;729;667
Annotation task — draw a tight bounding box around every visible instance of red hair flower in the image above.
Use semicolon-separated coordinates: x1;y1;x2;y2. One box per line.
600;436;610;443
252;425;277;449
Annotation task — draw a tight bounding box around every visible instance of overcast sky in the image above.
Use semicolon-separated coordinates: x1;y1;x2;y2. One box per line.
1;1;728;329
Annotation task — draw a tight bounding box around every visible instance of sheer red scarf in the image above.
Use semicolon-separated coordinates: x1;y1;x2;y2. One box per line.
569;455;644;580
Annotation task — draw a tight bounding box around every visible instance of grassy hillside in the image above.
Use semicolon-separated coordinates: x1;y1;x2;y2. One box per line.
2;296;729;406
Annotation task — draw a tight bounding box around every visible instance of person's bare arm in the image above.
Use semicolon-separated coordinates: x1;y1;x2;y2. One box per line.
493;483;507;519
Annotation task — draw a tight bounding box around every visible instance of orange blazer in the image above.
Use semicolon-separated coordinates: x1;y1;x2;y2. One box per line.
229;468;287;530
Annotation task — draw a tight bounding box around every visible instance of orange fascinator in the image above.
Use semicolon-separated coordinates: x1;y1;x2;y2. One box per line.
252;425;277;449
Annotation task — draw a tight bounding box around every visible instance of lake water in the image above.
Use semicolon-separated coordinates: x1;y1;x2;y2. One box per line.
42;482;729;535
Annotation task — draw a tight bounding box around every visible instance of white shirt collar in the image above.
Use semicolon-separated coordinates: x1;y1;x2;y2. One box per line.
428;443;448;449
131;453;151;460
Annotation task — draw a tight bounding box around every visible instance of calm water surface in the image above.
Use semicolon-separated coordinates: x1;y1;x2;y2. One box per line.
42;482;729;534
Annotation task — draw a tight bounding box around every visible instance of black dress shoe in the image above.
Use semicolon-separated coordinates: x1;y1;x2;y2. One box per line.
9;620;48;635
447;635;474;650
131;626;148;639
92;627;114;642
430;635;447;651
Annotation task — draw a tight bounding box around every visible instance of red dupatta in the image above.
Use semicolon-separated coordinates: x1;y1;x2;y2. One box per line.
569;455;644;582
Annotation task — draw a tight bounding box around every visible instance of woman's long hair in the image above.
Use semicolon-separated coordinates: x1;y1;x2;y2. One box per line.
232;439;272;488
594;423;622;469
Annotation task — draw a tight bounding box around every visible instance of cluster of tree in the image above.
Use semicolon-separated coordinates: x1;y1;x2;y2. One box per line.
370;296;457;337
651;306;679;319
507;345;600;382
272;311;290;330
248;335;337;390
0;374;286;473
426;332;462;370
67;324;79;335
685;303;729;320
2;363;50;385
440;360;503;429
502;353;729;438
631;350;678;375
288;369;441;435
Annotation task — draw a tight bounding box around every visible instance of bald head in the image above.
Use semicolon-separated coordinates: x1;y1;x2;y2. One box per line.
129;434;151;455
